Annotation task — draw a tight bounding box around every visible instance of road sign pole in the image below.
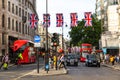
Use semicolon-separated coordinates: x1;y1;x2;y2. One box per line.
34;35;41;73
45;0;49;73
37;47;39;73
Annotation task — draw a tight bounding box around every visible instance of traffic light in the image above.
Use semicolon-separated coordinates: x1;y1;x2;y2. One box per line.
51;33;59;46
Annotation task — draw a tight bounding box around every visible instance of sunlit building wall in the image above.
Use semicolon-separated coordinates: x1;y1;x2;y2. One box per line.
0;0;37;57
96;0;120;55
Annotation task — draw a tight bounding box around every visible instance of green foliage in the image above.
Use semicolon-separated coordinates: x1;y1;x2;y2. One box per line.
69;14;102;48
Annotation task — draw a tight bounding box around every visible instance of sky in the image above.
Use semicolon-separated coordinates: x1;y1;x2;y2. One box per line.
36;0;96;39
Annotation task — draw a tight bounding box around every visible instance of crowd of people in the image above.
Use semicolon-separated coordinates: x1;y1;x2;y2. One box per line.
104;54;120;65
0;52;23;70
1;50;120;70
49;53;67;70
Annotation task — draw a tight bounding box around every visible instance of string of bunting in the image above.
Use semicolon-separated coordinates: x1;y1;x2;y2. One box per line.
29;12;92;29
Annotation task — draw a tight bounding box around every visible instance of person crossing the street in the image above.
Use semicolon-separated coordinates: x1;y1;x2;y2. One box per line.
58;53;67;69
0;53;9;70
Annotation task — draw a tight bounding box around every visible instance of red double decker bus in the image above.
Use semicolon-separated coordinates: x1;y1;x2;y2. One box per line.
13;40;36;64
80;43;92;62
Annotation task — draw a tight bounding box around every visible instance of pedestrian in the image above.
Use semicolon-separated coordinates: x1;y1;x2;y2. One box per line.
58;53;67;69
110;55;115;65
116;55;120;63
0;53;9;70
58;55;62;66
49;56;53;69
15;52;23;67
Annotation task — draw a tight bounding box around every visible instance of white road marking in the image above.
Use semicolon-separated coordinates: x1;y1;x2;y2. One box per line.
13;70;34;80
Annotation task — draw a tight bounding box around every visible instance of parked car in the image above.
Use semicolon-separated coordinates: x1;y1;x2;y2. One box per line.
85;54;100;67
66;54;78;66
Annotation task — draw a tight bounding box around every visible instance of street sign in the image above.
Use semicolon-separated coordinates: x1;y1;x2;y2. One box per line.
34;35;41;43
34;35;41;47
34;43;40;47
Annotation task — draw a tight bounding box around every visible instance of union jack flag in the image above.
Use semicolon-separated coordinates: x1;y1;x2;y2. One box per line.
56;13;64;27
29;14;38;29
43;14;50;27
70;13;78;27
84;12;92;27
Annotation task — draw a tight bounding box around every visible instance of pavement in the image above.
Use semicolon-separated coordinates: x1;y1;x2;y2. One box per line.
6;63;68;76
102;63;120;71
2;61;120;76
27;68;68;76
0;56;68;76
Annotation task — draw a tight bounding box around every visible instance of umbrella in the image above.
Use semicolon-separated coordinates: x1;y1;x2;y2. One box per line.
13;40;28;52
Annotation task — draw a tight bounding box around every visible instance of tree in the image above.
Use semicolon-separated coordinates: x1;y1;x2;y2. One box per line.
69;14;102;48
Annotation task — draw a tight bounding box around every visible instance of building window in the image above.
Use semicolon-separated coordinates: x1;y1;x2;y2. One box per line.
25;0;27;6
28;2;29;8
22;0;24;4
29;28;31;35
22;9;24;16
28;26;30;35
2;33;5;45
2;14;5;28
110;0;118;5
12;4;14;14
2;0;5;9
19;0;21;3
16;21;18;32
28;13;29;20
104;0;107;2
25;11;27;20
22;23;24;34
114;0;118;4
12;19;14;30
19;22;21;33
8;1;10;12
19;8;21;17
25;25;27;34
16;6;18;15
8;17;11;29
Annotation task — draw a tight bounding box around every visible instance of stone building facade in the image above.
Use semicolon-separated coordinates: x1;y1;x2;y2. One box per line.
96;0;120;55
0;0;38;58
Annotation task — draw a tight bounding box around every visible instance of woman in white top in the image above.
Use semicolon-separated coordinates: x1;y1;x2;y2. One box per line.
0;53;9;70
59;53;67;69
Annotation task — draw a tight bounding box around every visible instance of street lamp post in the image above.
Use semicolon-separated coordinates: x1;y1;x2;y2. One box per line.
62;23;67;53
44;0;49;73
62;25;64;51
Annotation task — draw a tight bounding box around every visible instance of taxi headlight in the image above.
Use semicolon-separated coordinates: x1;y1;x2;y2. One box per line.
67;60;70;62
98;60;101;63
75;59;78;62
88;60;92;63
